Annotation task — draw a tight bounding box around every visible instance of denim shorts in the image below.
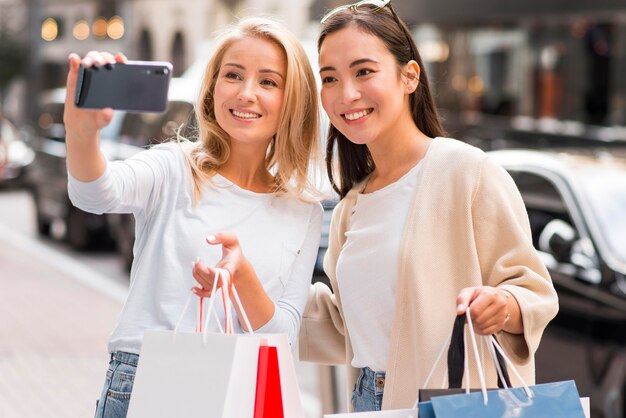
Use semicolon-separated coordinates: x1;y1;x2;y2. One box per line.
351;367;386;412
93;351;138;418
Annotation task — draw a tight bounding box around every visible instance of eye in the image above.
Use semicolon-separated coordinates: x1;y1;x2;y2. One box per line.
356;68;374;77
260;78;278;87
224;72;241;80
321;76;337;84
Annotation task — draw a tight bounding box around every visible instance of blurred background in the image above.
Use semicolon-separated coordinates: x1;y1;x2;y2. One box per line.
2;1;626;417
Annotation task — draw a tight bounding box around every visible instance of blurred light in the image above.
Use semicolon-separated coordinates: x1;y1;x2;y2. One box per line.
468;76;484;94
41;18;58;41
451;74;467;92
107;16;125;40
93;17;108;38
417;40;450;63
73;20;90;40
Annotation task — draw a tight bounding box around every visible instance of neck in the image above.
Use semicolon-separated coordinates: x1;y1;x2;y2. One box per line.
367;123;431;177
360;108;433;194
219;138;274;193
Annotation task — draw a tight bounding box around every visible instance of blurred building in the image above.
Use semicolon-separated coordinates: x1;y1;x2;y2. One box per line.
0;0;27;34
33;0;315;89
392;0;626;141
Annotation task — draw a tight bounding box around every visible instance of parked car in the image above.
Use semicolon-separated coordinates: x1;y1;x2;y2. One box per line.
0;116;35;188
28;82;195;255
488;147;626;418
28;88;126;248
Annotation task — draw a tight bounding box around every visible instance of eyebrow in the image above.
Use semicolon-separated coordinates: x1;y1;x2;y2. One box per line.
319;58;380;73
223;63;285;80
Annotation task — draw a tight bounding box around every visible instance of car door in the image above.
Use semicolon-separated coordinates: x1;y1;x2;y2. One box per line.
508;168;626;418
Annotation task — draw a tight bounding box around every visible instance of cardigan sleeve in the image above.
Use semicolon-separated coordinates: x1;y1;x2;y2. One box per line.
298;199;348;365
471;155;559;364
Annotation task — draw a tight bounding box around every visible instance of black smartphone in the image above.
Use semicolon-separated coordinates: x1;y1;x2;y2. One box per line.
75;61;173;113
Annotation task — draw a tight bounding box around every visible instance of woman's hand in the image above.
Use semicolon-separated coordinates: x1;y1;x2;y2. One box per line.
64;51;127;182
191;233;253;298
191;233;274;331
64;51;127;137
456;286;522;335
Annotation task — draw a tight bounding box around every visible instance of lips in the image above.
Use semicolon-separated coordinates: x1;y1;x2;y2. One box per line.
342;108;373;121
231;109;261;119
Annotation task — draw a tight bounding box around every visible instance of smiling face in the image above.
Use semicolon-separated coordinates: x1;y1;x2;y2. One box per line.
213;36;287;148
319;25;412;147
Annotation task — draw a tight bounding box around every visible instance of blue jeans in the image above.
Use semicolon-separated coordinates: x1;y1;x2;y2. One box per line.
94;352;138;418
352;367;386;412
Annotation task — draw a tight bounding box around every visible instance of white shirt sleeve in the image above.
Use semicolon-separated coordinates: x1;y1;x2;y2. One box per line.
256;202;323;348
67;144;177;216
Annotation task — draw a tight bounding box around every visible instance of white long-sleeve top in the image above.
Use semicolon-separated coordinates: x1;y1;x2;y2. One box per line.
336;161;423;371
68;143;323;354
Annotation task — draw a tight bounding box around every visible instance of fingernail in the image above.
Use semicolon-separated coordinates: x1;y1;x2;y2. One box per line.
206;235;216;243
192;261;196;268
191;287;197;294
457;304;464;312
195;256;200;263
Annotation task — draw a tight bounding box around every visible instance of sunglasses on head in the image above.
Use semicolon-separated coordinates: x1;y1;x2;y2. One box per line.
320;0;416;61
320;0;391;24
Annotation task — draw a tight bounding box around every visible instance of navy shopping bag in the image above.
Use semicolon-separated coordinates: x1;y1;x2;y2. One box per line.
429;380;585;418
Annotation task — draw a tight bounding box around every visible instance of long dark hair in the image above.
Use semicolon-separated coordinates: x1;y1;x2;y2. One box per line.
319;5;445;198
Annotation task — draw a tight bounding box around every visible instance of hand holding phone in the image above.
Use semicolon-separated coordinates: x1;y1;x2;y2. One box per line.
75;61;172;113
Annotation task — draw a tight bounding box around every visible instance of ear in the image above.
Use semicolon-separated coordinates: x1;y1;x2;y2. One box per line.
402;60;420;93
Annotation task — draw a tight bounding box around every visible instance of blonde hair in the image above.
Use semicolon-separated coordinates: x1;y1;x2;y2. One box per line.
182;17;321;202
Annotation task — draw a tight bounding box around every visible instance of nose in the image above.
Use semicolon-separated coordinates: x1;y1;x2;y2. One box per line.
341;80;361;104
237;79;257;103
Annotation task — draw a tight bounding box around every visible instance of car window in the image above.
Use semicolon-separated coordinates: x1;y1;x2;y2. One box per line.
509;171;575;248
579;170;626;265
119;101;195;147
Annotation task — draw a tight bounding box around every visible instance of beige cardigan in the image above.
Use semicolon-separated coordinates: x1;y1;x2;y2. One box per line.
298;137;559;410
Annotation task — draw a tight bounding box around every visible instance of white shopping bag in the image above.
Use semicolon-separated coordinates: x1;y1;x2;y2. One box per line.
127;268;305;418
127;330;261;418
325;409;417;418
580;397;590;418
248;333;305;417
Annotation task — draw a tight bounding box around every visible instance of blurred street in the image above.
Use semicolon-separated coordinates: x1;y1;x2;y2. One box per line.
0;190;323;418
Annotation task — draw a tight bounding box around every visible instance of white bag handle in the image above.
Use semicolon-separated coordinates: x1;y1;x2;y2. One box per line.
173;268;254;343
415;308;532;408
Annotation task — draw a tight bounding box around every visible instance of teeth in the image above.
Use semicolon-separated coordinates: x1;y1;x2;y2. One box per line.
232;110;260;119
344;109;372;121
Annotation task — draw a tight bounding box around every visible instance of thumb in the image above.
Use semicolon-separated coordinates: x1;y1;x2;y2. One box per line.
206;232;240;249
456;287;480;315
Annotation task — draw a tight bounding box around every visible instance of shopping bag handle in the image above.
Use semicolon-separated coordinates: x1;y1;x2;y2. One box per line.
466;309;533;404
448;313;512;389
417;309;531;407
201;269;254;339
173;268;254;341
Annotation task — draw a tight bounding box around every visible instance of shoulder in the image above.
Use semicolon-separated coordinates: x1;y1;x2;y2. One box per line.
430;137;487;165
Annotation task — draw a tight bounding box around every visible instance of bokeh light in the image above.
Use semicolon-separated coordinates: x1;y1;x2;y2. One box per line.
41;18;58;41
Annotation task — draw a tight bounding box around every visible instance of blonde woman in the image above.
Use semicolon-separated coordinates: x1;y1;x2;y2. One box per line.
64;18;323;418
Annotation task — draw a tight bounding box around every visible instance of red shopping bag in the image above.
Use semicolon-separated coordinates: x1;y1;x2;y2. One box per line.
254;345;284;418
